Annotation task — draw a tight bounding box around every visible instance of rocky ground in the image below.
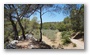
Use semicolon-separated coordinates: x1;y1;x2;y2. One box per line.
5;32;84;49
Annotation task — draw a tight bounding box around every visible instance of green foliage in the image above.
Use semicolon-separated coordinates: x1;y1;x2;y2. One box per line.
42;22;59;30
4;16;39;42
32;29;40;40
57;22;66;31
4;4;84;47
17;16;39;35
73;43;77;47
57;17;71;31
63;17;71;24
61;39;71;45
4;19;14;43
61;31;73;45
70;5;84;32
30;16;39;30
42;29;58;40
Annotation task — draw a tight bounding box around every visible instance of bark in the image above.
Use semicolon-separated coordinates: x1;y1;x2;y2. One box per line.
39;7;42;42
17;17;26;40
9;14;18;40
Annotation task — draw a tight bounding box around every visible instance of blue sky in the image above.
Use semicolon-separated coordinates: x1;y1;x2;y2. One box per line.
30;12;69;23
29;4;81;23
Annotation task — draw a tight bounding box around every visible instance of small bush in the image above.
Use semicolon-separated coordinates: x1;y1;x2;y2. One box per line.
32;29;40;40
61;31;72;45
31;29;58;41
42;29;58;40
73;43;77;47
62;39;71;45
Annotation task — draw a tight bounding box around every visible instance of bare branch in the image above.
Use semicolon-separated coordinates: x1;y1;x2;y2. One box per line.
28;5;40;17
11;4;19;17
19;4;32;18
41;10;50;15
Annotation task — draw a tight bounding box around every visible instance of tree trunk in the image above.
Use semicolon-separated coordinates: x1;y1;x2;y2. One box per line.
17;17;26;40
9;14;18;40
39;7;42;42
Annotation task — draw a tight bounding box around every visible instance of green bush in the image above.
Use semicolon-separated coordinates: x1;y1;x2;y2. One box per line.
32;29;40;40
73;43;77;47
30;29;58;41
42;29;58;40
61;31;73;45
62;38;71;45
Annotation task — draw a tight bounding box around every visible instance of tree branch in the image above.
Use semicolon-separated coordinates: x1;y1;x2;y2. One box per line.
11;4;19;17
41;10;50;15
19;4;31;18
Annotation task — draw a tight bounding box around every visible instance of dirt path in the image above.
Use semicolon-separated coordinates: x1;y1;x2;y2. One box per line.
42;32;84;49
70;38;84;49
42;35;53;46
54;32;62;47
63;38;84;49
15;32;84;49
42;32;62;48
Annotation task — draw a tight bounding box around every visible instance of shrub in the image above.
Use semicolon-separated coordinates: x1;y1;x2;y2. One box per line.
62;38;71;45
61;31;72;45
32;29;40;40
73;43;77;47
42;29;58;40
